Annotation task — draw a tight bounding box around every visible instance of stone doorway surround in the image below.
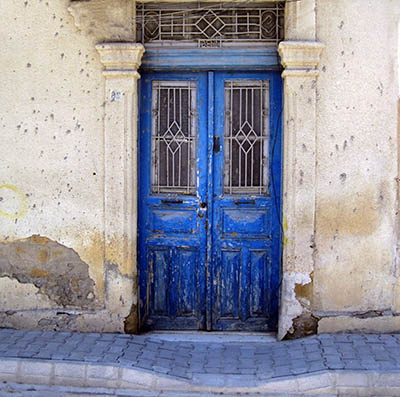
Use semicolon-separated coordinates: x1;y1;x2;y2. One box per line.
68;0;324;339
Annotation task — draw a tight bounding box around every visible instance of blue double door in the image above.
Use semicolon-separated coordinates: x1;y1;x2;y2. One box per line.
139;70;282;331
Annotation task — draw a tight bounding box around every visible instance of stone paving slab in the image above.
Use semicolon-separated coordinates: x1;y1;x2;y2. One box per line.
1;329;400;394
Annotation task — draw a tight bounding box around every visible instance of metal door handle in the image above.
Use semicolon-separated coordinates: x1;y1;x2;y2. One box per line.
162;199;183;204
234;200;256;205
213;136;220;153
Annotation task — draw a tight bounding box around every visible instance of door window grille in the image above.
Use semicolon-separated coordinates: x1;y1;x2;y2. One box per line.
151;81;197;194
136;2;284;48
224;80;270;195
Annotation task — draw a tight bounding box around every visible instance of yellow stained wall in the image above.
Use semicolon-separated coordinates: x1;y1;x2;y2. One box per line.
314;0;400;330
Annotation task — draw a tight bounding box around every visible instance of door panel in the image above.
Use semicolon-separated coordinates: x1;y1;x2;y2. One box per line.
139;70;281;331
139;72;208;331
211;72;281;331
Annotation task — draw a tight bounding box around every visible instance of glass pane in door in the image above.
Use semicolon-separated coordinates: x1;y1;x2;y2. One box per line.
223;80;270;195
151;81;197;194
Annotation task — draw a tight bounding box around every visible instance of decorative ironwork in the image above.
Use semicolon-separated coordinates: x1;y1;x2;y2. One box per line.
152;81;197;194
136;2;284;47
224;80;269;194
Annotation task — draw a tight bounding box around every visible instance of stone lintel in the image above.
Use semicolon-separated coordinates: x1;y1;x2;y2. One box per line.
279;41;325;76
96;43;145;73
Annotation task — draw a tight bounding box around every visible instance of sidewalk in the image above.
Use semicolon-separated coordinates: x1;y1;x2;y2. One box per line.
1;329;400;395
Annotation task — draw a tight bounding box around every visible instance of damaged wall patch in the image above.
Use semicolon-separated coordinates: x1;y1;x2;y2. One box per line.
0;235;95;308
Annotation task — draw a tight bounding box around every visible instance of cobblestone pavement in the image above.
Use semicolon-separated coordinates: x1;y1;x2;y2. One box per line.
1;330;400;380
1;329;400;395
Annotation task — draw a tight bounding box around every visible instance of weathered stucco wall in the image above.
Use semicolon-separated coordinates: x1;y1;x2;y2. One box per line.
312;0;400;333
0;0;137;332
2;0;400;337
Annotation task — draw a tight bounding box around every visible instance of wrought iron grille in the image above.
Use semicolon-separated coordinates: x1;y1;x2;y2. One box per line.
224;80;269;195
152;81;197;194
136;2;284;47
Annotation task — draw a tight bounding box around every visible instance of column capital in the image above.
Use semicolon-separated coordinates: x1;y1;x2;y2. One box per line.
96;43;145;74
279;41;325;78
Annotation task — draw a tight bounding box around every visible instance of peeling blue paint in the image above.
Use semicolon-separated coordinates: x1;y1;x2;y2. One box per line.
138;70;282;332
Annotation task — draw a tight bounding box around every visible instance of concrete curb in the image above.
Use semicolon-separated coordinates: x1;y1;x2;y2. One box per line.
1;358;400;395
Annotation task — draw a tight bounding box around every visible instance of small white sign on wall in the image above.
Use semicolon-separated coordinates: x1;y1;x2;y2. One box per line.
110;90;123;102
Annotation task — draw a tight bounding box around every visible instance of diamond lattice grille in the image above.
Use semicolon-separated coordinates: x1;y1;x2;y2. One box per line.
152;81;197;194
136;2;284;47
224;80;270;195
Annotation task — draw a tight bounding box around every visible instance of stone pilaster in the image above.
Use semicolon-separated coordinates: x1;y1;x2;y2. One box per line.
96;43;144;331
277;40;324;340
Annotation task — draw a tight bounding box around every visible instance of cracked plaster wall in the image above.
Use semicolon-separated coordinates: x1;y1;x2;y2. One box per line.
279;0;400;338
0;0;136;333
309;0;400;334
2;0;400;337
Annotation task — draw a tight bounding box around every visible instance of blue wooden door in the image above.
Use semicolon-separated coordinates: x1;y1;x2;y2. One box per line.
139;71;281;331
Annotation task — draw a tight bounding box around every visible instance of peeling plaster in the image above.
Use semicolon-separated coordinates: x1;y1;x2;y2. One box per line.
0;277;57;311
278;272;312;340
105;261;138;333
0;235;95;308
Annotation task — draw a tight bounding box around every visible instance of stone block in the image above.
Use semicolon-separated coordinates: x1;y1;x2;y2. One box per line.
54;363;86;379
0;359;18;374
121;367;155;386
297;372;332;391
372;372;400;387
257;377;299;393
335;372;370;387
19;361;52;377
87;364;118;379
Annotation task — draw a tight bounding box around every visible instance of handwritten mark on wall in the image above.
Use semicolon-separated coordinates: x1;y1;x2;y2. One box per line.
0;184;28;219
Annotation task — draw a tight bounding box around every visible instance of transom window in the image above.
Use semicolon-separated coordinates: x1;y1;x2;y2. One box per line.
136;2;284;48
